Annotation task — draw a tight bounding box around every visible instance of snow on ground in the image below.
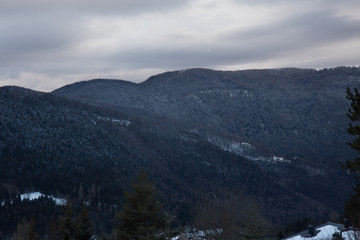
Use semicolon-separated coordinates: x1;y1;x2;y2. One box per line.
200;89;252;98
51;196;67;205
288;225;337;240
96;116;130;126
286;224;359;240
20;192;44;201
271;156;291;163
206;135;292;164
343;230;360;240
20;192;66;205
111;119;130;126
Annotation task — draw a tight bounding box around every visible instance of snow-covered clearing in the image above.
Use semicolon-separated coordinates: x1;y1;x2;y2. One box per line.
20;192;66;205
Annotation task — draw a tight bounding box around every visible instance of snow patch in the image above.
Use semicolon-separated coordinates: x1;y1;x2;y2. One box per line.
272;156;291;163
20;192;66;206
207;137;254;156
20;192;44;201
246;156;290;163
286;223;359;240
206;136;291;164
52;197;67;205
97;117;130;126
200;89;252;98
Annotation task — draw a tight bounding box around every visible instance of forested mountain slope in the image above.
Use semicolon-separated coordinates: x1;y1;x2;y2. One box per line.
53;67;360;217
0;85;344;228
54;67;360;168
1;67;359;236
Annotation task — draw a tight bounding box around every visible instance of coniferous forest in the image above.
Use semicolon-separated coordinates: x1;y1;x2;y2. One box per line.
1;67;360;239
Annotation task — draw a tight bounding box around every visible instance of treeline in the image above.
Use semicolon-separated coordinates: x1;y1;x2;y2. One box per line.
0;193;119;238
1;171;275;240
1;170;343;240
6;202;93;240
2;171;170;240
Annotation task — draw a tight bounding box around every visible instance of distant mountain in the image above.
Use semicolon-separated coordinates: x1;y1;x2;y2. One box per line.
1;67;359;236
53;67;360;215
53;67;360;167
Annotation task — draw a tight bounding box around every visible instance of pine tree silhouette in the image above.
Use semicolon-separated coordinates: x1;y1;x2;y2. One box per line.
116;170;169;240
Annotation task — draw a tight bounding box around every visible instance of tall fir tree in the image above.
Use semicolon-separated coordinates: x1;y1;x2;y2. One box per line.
75;205;93;240
342;87;360;225
58;201;75;240
48;215;59;240
10;218;30;240
29;216;39;240
116;170;169;240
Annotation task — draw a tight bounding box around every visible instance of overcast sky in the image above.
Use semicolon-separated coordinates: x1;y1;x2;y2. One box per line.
1;0;360;91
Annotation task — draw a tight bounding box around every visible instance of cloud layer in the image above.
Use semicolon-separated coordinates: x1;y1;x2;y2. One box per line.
1;0;359;91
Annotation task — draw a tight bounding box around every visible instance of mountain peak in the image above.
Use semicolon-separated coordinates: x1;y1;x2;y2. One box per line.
0;86;42;99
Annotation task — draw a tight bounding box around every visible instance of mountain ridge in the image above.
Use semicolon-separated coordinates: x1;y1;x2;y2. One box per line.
53;67;360;166
51;66;360;214
1;67;359;236
1;85;339;226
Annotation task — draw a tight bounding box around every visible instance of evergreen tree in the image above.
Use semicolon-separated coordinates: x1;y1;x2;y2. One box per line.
10;218;30;240
342;87;360;225
75;205;93;240
116;170;169;240
58;202;75;240
9;216;39;240
29;216;39;240
48;215;59;240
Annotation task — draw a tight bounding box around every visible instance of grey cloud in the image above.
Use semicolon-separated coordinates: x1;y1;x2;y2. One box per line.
226;10;360;46
230;0;290;6
1;0;359;90
108;44;276;70
231;0;358;6
106;10;360;71
0;0;191;72
0;0;191;16
0;12;87;68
